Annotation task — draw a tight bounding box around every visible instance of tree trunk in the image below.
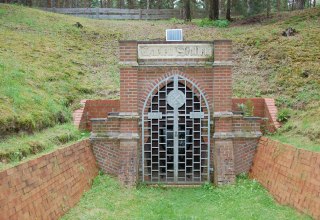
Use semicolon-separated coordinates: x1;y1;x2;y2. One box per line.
297;0;305;9
214;0;219;19
226;0;231;21
209;0;213;19
105;0;111;7
184;0;191;21
247;0;252;15
128;0;134;8
283;0;288;10
209;0;219;20
118;0;124;8
291;0;295;10
314;0;316;7
267;0;271;17
157;0;162;9
277;0;281;11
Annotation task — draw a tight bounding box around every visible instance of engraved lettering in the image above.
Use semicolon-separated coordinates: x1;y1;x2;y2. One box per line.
138;44;214;59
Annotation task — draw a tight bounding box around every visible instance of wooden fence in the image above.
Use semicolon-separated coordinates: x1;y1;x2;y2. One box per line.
41;7;207;20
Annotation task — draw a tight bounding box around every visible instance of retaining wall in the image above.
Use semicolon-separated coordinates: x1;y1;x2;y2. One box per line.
73;99;120;130
0;139;98;220
232;98;280;133
250;137;320;219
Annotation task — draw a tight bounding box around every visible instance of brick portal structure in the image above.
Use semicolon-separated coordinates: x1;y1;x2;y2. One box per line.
90;40;263;186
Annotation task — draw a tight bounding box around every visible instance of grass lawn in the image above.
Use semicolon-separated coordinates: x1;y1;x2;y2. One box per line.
62;174;311;220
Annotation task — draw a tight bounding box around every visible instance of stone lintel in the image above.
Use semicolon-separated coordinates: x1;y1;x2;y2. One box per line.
119;61;139;67
243;116;262;121
108;112;140;119
214;112;233;118
136;62;214;67
90;118;107;122
90;132;139;140
213;61;233;67
213;131;262;139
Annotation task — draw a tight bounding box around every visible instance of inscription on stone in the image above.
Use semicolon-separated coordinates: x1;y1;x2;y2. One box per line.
138;44;213;59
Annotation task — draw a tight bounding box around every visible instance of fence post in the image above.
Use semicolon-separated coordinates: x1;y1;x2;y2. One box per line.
139;9;142;20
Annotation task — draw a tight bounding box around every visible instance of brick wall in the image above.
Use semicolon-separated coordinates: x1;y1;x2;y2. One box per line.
0;139;98;220
92;139;120;176
232;98;280;133
234;138;258;175
73;100;120;130
250;137;320;219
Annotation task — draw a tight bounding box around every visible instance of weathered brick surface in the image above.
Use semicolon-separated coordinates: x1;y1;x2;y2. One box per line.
73;100;120;130
233;138;258;175
250;137;320;219
0;139;98;220
92;139;120;176
214;140;235;185
232;117;261;132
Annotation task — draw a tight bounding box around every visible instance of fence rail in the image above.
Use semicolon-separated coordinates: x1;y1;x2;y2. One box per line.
41;7;207;20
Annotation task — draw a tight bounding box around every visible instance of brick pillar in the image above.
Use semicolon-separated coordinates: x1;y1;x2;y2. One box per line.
118;116;139;186
214;140;235;185
213;40;236;185
213;40;232;112
118;139;139;186
118;41;140;186
119;41;138;113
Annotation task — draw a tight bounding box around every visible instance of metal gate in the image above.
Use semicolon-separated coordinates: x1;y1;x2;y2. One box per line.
142;75;210;184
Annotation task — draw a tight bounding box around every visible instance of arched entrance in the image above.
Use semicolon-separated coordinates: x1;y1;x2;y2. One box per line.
142;75;210;184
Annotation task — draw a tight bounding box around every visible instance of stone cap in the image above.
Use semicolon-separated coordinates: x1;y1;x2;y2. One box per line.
90;132;139;140
120;40;214;44
108;112;140;119
90;118;107;122
213;131;262;139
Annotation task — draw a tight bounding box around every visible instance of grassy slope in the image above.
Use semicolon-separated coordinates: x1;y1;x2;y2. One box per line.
62;174;311;220
0;4;319;152
0;124;89;170
221;10;320;151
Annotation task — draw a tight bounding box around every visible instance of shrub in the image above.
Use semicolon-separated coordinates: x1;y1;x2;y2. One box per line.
238;100;254;116
277;108;291;122
198;19;230;28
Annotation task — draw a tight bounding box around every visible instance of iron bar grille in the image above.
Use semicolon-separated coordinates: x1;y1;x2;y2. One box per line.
142;75;210;184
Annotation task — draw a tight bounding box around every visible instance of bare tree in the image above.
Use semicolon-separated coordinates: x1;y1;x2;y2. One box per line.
118;0;124;8
247;0;252;15
226;0;231;21
184;0;191;21
267;0;271;17
296;0;305;9
277;0;281;11
128;0;134;8
209;0;219;20
106;0;112;8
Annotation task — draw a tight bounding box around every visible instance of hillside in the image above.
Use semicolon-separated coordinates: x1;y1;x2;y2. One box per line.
0;4;319;151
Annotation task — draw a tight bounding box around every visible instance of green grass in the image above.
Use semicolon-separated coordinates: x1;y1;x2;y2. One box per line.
0;4;319;151
62;174;311;220
0;123;89;170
